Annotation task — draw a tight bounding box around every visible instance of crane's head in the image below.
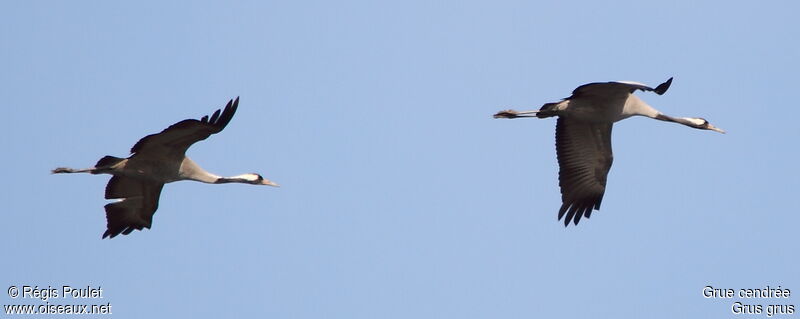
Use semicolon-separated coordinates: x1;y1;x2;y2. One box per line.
685;117;725;134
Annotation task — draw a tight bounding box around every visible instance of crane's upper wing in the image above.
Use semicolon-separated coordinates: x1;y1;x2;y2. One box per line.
555;118;614;226
570;77;673;99
102;175;165;238
129;97;240;158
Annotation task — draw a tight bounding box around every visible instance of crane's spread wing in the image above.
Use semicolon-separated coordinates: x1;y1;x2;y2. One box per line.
129;97;240;158
570;77;673;99
555;118;613;226
102;176;165;238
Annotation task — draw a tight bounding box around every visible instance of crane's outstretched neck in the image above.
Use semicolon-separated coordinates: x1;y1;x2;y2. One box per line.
655;114;726;133
215;173;280;186
178;157;222;183
180;156;278;186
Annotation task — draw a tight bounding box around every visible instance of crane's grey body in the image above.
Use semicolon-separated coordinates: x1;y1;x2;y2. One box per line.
53;97;278;238
68;156;221;184
494;78;723;226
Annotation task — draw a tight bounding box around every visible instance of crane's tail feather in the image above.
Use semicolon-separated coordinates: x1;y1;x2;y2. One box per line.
536;102;560;118
96;156;125;168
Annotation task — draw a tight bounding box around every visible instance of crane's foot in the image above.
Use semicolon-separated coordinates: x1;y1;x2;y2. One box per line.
493;110;520;119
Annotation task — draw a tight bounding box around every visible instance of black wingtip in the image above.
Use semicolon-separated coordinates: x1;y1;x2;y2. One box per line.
230;97;239;114
654;77;673;95
225;97;239;110
209;109;222;124
213;97;239;131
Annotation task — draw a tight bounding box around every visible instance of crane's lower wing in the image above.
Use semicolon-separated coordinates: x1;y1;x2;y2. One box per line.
555;118;613;226
102;176;165;238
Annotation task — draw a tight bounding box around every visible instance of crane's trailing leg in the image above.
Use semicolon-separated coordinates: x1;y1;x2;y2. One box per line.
52;156;126;175
494;102;562;119
493;110;539;119
52;167;94;174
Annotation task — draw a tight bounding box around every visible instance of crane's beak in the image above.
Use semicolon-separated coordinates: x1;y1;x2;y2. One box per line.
493;109;538;119
708;124;725;134
262;179;280;187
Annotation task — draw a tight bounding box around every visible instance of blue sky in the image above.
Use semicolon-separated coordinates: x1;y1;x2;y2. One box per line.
2;1;798;318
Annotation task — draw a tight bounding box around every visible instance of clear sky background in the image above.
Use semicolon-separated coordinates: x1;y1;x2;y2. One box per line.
2;1;798;318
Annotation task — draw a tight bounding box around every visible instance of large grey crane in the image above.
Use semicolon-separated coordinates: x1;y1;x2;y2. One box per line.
494;78;723;226
53;97;278;238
